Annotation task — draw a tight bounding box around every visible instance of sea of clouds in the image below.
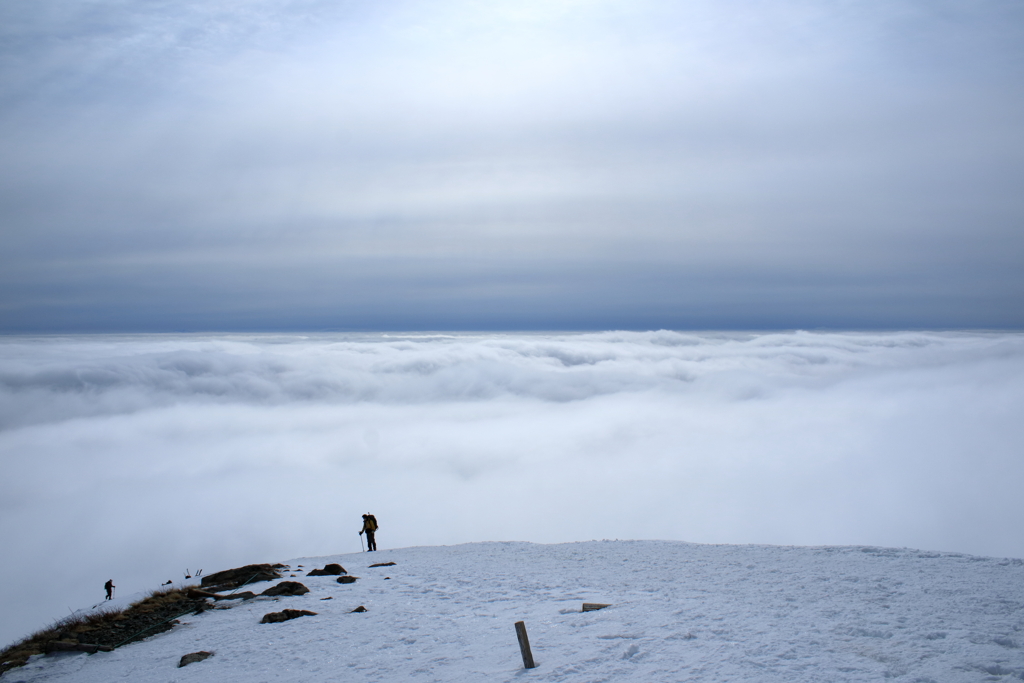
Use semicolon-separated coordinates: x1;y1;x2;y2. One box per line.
2;330;1023;646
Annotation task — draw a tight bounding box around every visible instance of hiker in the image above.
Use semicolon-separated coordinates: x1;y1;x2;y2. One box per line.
104;579;115;600
359;513;378;551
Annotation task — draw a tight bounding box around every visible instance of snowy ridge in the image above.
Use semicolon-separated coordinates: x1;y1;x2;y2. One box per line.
7;541;1024;682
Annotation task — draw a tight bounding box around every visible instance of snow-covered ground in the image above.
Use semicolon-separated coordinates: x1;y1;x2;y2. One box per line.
7;541;1024;682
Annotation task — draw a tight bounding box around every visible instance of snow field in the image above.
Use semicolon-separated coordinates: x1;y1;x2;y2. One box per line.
7;540;1024;682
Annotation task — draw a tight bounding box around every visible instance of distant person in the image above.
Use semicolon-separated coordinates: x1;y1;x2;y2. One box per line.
104;579;115;600
359;513;378;551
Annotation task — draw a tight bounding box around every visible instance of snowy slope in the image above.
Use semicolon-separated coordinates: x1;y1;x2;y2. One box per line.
7;541;1024;683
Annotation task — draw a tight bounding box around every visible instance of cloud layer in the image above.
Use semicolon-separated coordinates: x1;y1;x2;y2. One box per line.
1;0;1023;329
2;331;1023;645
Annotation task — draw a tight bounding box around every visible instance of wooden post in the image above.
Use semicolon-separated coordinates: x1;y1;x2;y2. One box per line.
514;621;536;669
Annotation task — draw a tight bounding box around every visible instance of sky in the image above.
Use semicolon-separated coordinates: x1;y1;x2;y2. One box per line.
1;0;1023;331
2;330;1024;647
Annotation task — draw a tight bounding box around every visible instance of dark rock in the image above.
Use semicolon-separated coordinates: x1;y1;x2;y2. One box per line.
260;609;317;624
44;641;113;655
178;651;213;668
350;606;367;613
307;564;346;576
320;596;333;600
260;581;310;597
337;576;358;584
217;591;255;601
202;564;281;590
187;588;255;601
368;562;396;568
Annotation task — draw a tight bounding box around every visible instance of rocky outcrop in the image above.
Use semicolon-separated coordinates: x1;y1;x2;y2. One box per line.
260;609;317;624
178;651;213;667
1;589;206;677
307;564;346;576
337;576;358;584
260;581;309;597
368;562;396;568
201;564;281;590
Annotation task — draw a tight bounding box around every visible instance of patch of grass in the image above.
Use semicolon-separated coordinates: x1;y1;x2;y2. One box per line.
0;605;125;676
0;585;203;678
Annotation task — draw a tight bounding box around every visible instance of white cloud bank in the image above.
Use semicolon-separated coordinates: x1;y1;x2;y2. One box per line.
1;330;1023;646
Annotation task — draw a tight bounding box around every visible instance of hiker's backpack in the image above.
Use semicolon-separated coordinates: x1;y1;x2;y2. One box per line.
367;514;378;532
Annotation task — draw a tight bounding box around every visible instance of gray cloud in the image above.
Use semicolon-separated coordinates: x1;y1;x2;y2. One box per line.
2;332;1023;646
2;0;1023;329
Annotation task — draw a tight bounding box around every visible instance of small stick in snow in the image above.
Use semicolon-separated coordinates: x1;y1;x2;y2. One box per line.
582;603;610;612
514;621;536;669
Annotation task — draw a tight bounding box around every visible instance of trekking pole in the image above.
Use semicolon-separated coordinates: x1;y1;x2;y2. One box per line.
359;533;365;552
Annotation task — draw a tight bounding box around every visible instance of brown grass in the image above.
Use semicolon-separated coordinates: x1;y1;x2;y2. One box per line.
0;585;200;678
0;605;124;676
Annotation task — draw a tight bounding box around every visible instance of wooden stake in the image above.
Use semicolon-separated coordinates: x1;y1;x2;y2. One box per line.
514;621;536;669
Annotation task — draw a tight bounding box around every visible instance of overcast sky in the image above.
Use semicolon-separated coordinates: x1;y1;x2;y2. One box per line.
1;0;1022;331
